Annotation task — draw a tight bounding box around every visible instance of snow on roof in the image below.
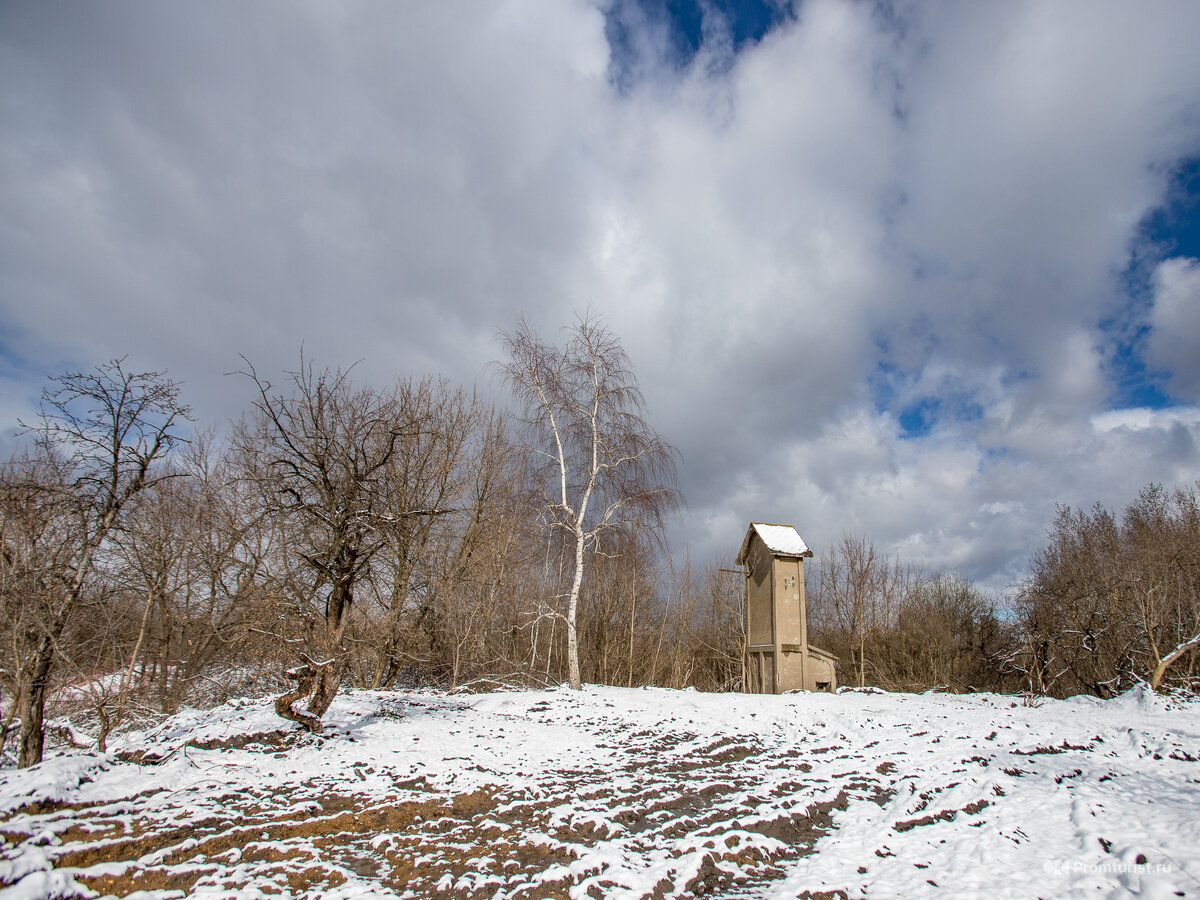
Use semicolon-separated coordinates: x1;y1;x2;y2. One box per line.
737;522;812;564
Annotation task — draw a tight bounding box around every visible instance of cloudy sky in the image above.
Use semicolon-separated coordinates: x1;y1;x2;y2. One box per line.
3;0;1200;593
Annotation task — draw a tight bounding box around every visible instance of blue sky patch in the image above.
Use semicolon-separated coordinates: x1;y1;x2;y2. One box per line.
897;394;985;440
1102;156;1200;410
604;0;787;89
898;397;937;437
1141;156;1200;259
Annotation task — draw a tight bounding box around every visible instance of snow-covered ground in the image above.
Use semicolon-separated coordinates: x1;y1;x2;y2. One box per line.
1;684;1198;899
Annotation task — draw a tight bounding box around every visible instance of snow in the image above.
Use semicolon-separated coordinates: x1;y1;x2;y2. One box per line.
1;685;1198;898
746;523;811;558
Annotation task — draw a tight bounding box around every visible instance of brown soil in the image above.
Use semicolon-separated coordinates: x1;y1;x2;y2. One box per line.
0;707;916;900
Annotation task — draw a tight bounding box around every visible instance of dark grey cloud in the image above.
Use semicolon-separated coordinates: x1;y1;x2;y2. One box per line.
1;1;610;410
3;0;1200;591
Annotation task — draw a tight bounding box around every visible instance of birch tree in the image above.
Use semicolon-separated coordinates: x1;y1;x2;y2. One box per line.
497;314;680;690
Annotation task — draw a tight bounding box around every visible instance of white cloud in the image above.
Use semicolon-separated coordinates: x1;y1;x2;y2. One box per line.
3;0;1200;589
1148;257;1200;400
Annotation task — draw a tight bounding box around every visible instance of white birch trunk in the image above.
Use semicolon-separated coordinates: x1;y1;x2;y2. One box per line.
567;524;586;690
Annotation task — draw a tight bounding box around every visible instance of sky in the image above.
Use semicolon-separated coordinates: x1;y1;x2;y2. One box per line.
2;0;1200;594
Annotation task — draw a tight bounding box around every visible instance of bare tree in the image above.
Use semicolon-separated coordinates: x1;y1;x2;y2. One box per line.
1016;482;1200;697
166;435;277;708
418;409;534;690
0;453;68;761
1122;484;1200;691
88;432;264;721
813;534;908;688
360;380;505;690
883;574;1007;692
496;314;681;690
3;360;189;766
234;356;452;732
696;563;748;691
1016;503;1127;697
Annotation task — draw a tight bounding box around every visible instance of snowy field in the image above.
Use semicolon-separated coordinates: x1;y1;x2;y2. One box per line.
1;685;1198;899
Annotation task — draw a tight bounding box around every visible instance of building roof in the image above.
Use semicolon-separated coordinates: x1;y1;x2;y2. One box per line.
736;522;813;565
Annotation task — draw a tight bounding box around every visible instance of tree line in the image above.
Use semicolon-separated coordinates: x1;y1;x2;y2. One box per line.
2;320;1198;769
800;485;1200;699
0;318;694;767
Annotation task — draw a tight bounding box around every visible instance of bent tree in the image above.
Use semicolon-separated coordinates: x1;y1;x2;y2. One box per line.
497;314;680;690
235;356;448;733
3;360;189;766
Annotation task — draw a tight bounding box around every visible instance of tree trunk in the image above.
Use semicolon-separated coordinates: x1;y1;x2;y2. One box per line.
18;640;55;767
0;686;20;759
18;534;102;767
308;659;345;718
566;615;581;690
566;527;586;690
1149;632;1200;691
369;638;393;691
96;703;113;753
276;666;322;734
297;563;353;722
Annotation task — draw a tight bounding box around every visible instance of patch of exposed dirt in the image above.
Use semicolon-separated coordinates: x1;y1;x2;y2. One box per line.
1011;740;1091;756
747;791;849;846
894;799;989;833
188;728;303;752
79;865;214;896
